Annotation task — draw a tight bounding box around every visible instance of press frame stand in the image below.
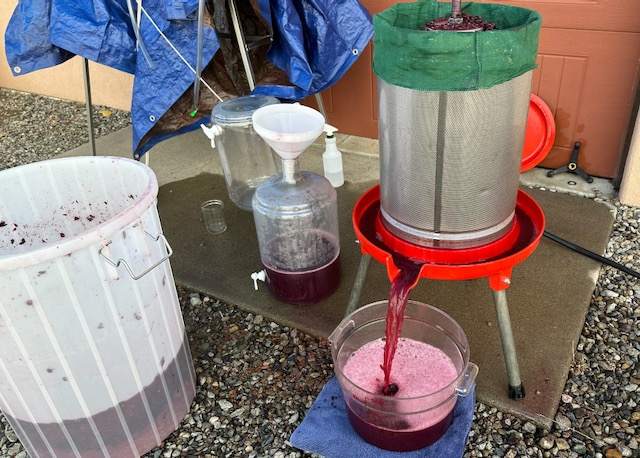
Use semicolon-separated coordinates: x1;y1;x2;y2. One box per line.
225;0;327;118
80;0;329;165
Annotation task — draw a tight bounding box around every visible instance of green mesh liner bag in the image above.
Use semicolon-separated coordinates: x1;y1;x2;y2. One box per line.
373;1;541;91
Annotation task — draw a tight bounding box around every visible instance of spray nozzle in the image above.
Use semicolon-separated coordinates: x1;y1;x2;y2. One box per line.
324;124;338;138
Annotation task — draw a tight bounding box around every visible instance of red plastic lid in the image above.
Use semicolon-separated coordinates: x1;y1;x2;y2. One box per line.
521;93;556;172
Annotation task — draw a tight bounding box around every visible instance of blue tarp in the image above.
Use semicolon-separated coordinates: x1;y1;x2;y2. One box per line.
5;0;373;157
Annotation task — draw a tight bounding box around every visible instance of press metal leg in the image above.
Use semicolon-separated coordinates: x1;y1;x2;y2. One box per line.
314;93;327;121
228;0;256;91
227;0;328;121
344;254;372;317
492;289;525;400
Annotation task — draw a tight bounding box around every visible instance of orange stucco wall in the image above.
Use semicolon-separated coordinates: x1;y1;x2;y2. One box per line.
619;110;640;206
1;0;133;111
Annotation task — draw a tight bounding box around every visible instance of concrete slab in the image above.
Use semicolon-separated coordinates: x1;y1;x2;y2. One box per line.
61;127;615;428
61;127;380;186
521;167;616;200
155;171;614;428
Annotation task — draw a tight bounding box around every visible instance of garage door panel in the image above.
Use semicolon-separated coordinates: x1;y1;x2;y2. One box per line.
533;54;586;150
479;0;638;32
315;0;640;178
305;44;376;137
536;29;640;176
312;43;378;138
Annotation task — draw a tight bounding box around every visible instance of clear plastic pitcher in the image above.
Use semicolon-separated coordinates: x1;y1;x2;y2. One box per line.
206;95;281;211
0;156;196;457
329;300;478;451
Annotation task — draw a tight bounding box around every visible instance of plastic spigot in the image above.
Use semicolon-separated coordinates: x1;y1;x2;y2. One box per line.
251;270;266;290
200;124;223;149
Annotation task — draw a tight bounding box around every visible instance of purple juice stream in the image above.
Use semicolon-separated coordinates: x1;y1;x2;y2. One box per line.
355;203;429;393
343;224;457;450
381;257;422;394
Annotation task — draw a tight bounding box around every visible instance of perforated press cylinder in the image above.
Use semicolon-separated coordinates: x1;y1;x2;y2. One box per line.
373;1;541;248
378;72;532;248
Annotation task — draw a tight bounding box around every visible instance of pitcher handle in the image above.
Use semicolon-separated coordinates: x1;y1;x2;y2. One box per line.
328;319;356;351
455;362;479;397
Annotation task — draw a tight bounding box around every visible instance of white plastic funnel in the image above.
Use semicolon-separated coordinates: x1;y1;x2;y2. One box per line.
252;103;325;160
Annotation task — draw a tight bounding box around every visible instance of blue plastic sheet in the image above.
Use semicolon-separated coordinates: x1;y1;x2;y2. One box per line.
5;0;373;157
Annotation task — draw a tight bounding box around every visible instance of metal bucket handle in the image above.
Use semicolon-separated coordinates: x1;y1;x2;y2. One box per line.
99;231;172;280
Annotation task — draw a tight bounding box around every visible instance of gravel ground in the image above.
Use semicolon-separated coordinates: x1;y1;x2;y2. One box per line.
0;89;131;169
0;88;638;458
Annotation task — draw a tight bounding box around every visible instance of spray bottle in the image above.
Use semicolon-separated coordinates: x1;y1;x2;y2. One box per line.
322;125;344;188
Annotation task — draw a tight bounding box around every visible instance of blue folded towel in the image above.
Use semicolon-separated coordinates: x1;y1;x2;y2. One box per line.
290;376;475;458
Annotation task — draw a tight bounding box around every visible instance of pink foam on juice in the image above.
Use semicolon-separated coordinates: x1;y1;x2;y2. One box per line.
343;337;457;399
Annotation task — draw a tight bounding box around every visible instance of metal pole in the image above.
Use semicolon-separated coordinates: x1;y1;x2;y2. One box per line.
194;0;206;111
315;94;327;121
344;254;372;317
492;289;525;400
82;58;96;156
452;0;461;17
227;0;326;122
228;0;256;90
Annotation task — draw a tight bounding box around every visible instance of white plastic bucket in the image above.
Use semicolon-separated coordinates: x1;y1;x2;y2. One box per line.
0;156;196;457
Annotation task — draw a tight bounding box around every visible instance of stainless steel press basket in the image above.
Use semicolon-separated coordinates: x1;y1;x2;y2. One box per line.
378;71;532;248
373;1;541;249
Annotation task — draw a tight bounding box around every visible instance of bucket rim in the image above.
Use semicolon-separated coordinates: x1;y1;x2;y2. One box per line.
0;156;158;271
